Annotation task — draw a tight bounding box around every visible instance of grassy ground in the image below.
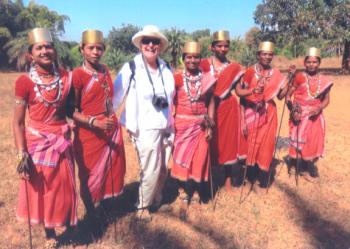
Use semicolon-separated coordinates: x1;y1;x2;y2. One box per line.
1;57;350;248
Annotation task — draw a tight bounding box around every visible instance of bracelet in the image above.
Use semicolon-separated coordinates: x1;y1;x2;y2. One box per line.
16;151;27;164
88;116;96;128
15;99;27;106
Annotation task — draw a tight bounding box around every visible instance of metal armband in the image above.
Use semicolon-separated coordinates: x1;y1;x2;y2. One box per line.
15;98;27;106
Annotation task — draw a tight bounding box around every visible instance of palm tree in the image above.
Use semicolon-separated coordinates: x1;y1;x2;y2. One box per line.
165;28;184;69
3;30;28;70
3;1;70;70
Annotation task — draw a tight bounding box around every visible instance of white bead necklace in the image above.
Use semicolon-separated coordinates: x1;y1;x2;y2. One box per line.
305;73;321;99
30;65;63;107
254;64;273;88
183;70;203;103
210;57;229;77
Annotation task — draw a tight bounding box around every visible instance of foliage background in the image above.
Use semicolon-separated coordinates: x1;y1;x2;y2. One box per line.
1;0;349;72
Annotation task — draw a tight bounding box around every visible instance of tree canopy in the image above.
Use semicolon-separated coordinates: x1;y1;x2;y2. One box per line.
1;0;349;71
1;0;71;70
254;0;350;72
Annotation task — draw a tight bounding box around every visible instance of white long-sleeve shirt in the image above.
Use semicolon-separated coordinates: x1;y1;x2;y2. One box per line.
113;53;175;135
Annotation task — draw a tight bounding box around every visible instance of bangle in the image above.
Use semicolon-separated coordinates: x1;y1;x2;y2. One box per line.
16;151;27;164
88;116;96;128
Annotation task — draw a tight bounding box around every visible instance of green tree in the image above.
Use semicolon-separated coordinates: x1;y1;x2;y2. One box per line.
70;44;83;69
245;27;262;50
102;47;134;72
0;0;25;67
198;36;212;59
107;24;140;54
2;1;70;70
254;0;350;72
164;27;185;68
192;29;210;41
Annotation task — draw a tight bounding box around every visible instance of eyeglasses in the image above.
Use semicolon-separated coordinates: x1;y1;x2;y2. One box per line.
141;38;161;45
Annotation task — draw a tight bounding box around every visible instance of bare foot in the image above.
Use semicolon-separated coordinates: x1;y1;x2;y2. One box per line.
224;177;232;192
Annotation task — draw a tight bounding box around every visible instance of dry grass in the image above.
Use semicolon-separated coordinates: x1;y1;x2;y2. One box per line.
1;59;350;249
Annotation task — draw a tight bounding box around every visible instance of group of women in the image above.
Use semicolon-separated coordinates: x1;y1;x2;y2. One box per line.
13;25;332;247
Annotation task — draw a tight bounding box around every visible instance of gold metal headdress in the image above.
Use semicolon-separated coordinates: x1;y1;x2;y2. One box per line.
182;41;201;54
306;47;321;58
212;30;230;42
28;28;53;45
82;30;104;44
258;41;275;52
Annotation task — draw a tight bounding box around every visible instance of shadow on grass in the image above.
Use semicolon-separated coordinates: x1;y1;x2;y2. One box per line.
118;209;242;249
57;181;140;247
164;211;241;249
275;181;350;249
57;174;244;248
57;175;180;247
122;216;189;249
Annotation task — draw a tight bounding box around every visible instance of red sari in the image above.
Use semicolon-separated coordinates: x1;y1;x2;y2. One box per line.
171;71;216;182
72;66;126;203
15;69;78;228
200;59;245;165
241;65;286;171
289;73;333;160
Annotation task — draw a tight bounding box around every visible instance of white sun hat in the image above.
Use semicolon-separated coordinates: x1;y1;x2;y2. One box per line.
132;25;169;53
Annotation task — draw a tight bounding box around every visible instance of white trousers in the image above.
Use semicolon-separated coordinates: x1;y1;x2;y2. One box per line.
132;129;173;209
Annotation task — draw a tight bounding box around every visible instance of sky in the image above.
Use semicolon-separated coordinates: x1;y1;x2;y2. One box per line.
23;0;261;42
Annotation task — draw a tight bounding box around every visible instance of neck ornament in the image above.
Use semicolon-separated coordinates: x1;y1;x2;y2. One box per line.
30;64;63;107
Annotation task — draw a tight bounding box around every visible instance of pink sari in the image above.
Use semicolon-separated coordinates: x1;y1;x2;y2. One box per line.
289;73;333;160
73;68;126;203
17;70;78;228
171;72;215;182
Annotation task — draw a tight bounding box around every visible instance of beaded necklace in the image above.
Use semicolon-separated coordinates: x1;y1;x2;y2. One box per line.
254;64;273;85
305;73;321;99
30;64;63;107
210;57;229;77
183;70;203;103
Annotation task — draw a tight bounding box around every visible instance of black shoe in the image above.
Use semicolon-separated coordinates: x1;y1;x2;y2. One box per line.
309;164;319;178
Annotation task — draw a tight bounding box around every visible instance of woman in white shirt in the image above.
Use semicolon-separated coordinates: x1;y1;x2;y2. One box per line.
113;25;174;221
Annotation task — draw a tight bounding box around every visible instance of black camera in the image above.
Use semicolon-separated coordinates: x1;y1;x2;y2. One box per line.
152;95;169;109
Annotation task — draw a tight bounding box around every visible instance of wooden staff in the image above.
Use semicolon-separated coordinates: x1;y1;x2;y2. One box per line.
295;123;300;186
106;97;118;242
266;72;295;193
24;180;33;249
209;159;215;211
240;105;259;204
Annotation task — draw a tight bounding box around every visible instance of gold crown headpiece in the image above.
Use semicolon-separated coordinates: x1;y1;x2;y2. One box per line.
306;47;321;58
82;30;104;44
28;28;53;46
182;41;201;54
258;41;275;52
212;30;230;42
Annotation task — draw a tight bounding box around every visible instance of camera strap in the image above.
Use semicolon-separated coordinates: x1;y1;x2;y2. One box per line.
142;55;168;101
